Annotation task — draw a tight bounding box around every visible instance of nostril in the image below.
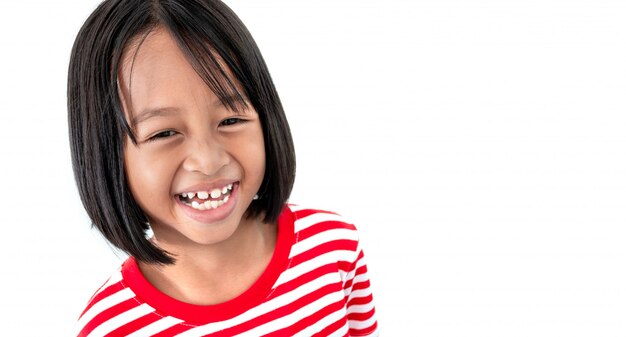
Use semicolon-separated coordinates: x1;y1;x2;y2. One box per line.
182;141;230;175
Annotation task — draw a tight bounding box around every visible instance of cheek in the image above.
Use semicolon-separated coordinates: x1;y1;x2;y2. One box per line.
124;144;176;207
248;130;266;180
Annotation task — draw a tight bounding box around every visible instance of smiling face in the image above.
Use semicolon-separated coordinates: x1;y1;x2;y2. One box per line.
119;28;266;248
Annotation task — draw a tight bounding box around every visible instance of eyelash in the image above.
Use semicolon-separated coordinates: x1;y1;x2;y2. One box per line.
147;130;177;142
145;118;246;142
219;117;245;127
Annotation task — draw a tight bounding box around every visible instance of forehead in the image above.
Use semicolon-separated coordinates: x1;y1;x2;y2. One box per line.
117;28;243;121
118;29;203;113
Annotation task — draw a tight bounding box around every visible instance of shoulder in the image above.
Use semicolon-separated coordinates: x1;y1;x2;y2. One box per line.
287;203;359;234
286;204;362;253
74;260;135;336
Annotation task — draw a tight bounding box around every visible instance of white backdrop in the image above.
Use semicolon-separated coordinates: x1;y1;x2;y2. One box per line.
0;0;625;336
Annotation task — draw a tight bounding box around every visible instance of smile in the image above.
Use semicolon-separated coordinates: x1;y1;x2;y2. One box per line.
177;183;234;211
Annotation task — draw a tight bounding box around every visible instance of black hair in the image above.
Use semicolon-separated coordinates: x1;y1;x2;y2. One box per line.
68;0;296;265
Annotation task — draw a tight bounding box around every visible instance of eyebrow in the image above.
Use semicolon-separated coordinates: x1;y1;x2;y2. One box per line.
132;107;180;126
132;95;249;125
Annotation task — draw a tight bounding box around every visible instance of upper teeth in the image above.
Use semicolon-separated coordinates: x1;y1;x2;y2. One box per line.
181;183;233;200
180;183;235;211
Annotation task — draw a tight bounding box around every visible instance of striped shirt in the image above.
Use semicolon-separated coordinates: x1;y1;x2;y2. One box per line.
76;205;378;336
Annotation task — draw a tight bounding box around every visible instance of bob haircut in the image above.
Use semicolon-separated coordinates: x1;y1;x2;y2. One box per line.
68;0;296;265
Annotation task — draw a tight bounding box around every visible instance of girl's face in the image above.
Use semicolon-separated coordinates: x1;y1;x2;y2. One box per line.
119;28;266;248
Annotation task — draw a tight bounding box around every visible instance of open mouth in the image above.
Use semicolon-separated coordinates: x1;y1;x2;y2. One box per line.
177;183;235;211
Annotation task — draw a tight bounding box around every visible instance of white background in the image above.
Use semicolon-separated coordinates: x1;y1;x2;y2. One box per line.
0;0;625;336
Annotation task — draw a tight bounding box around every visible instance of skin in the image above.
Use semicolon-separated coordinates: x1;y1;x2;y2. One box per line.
118;28;276;305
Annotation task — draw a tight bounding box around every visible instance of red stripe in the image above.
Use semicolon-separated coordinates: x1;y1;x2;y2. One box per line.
343;276;354;290
347;293;373;307
292;208;337;219
151;323;195;336
354;263;368;276
291;239;358;268
297;220;356;241
269;263;337;300
312;315;348;337
204;282;342;336
347;306;376;322
80;279;125;319
349;320;378;336
338;261;355;274
344;265;370;291
104;311;161;336
262;298;346;336
352;279;371;292
338;249;365;275
78;298;140;337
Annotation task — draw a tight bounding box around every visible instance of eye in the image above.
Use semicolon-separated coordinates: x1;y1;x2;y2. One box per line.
219;117;245;127
147;130;177;142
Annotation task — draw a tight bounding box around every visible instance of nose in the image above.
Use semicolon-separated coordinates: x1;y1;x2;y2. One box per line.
182;136;229;176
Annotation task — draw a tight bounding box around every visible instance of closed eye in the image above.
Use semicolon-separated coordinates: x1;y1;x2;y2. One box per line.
219;117;246;127
147;130;178;142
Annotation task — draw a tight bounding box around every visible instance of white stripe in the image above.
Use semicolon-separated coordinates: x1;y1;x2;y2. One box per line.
126;316;184;337
294;304;347;337
274;250;347;288
348;310;378;332
347;288;373;302
234;290;345;336
347;302;375;315
293;212;347;232
76;287;136;333
290;228;358;257
354;249;367;269
344;276;371;299
329;323;350;337
87;303;154;337
178;272;341;336
341;250;369;286
341;266;357;287
348;270;371;287
343;261;370;294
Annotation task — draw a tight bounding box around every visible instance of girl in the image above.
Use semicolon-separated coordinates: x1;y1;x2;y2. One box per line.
69;0;378;336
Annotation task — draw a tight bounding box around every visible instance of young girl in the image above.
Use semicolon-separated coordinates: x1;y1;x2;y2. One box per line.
69;1;378;336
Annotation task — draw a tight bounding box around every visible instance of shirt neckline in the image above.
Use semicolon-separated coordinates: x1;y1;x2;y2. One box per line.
121;206;295;324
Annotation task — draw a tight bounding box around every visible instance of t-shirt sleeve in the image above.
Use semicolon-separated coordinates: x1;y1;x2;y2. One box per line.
342;235;379;336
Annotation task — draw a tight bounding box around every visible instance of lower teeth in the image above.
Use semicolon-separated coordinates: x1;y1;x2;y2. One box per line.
184;195;230;211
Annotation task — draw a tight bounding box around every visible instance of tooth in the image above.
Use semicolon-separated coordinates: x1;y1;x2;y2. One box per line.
222;186;228;194
197;203;206;210
210;200;218;209
227;183;233;190
210;188;222;198
191;201;199;208
187;192;196;199
181;193;188;198
203;200;212;209
218;200;224;207
223;195;229;204
197;191;209;199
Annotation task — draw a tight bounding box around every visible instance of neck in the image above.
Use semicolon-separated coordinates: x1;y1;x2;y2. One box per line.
138;215;277;305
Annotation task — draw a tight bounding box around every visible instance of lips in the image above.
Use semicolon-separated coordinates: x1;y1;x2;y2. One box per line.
175;181;239;223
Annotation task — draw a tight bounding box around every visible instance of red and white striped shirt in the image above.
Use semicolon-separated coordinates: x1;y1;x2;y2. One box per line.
76;205;378;336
